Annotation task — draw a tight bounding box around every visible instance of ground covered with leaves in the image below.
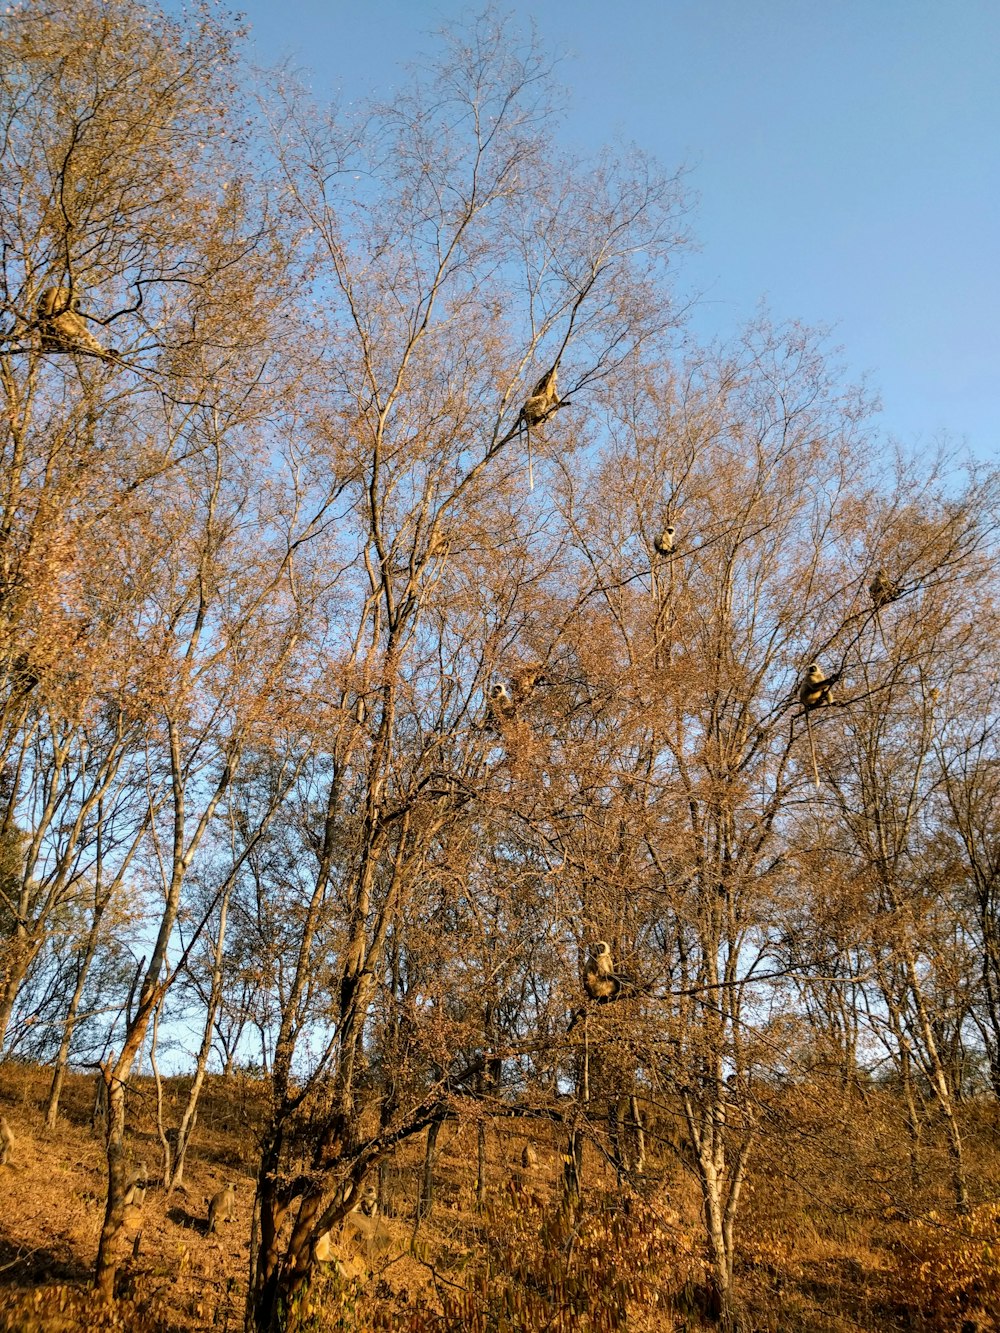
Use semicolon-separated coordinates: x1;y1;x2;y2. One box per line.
2;1066;1000;1331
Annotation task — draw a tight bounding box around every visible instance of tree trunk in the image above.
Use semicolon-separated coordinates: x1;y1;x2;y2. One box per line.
905;960;970;1213
156;882;231;1191
476;1121;487;1210
416;1118;441;1224
95;727;233;1295
0;938;37;1051
684;1084;753;1333
627;1095;646;1176
562;1126;583;1204
246;1132;290;1332
91;1070;109;1133
608;1092;645;1181
608;1096;625;1184
95;1063;131;1299
44;932;98;1128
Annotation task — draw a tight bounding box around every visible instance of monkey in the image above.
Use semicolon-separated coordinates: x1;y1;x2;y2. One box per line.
486;665;547;729
653;525;676;557
207;1181;236;1234
798;663;840;711
123;1162;148;1209
521;1143;538;1170
869;568;901;610
314;1228;339;1264
313;1184;377;1265
520;365;562;429
869;568;902;652
518;365;569;490
0;1115;14;1167
350;1182;379;1218
486;681;516;727
35;287;112;358
509;662;547;704
797;662;841;788
583;940;624;1002
568;940;629;1033
8;653;39;694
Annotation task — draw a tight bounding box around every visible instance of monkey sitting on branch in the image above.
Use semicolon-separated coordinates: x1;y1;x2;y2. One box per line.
568;941;631;1032
486;681;516;728
797;661;841;789
868;568;902;610
36;287;115;359
520;365;565;430
653;525;676;558
485;663;548;729
869;567;903;651
583;940;624;1002
518;365;571;490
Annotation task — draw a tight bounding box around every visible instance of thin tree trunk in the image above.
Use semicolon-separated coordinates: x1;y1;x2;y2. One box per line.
95;724;233;1297
608;1096;625;1184
45;804;146;1129
0;941;37;1050
684;1085;753;1332
45;911;104;1129
156;881;232;1191
95;1052;137;1299
627;1095;646;1175
562;1127;583;1204
476;1121;487;1210
416;1118;441;1224
903;958;969;1213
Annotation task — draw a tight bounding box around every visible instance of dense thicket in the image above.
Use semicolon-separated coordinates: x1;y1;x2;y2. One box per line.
1;3;998;1329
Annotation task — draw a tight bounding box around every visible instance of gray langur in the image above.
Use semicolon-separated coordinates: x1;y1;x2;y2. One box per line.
869;568;902;652
314;1229;339;1264
798;662;840;712
0;1115;14;1167
207;1181;237;1233
123;1162;148;1209
521;1143;538;1170
653;525;676;557
583;940;624;1002
519;365;568;490
797;662;841;788
521;365;562;428
36;287;113;358
487;681;516;727
568;940;629;1033
350;1182;379;1218
509;662;547;704
869;569;901;610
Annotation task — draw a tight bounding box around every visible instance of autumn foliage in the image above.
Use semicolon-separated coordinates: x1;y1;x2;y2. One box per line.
2;2;1000;1331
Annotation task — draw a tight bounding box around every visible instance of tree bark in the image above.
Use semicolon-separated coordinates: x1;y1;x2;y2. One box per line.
416;1117;441;1224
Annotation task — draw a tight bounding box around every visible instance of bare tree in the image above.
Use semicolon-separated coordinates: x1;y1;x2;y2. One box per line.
240;16;687;1328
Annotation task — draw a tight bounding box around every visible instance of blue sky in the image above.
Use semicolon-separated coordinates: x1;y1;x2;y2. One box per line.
226;0;998;457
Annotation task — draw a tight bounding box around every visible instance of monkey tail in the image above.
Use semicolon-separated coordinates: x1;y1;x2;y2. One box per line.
583;1012;590;1104
875;611;889;655
805;710;820;789
526;423;534;492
